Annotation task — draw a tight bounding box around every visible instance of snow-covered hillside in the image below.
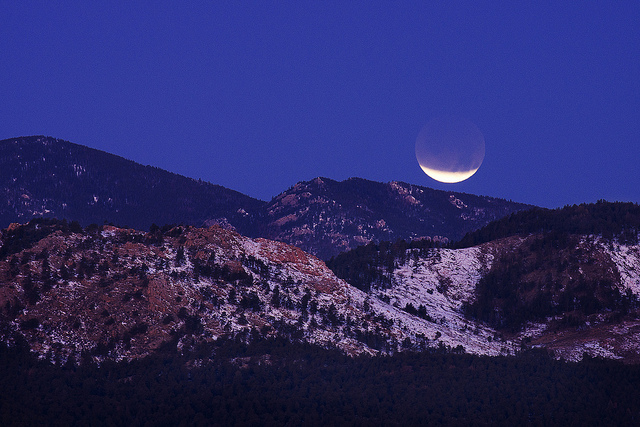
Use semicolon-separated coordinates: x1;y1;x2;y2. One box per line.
4;218;640;364
0;221;510;364
374;246;515;355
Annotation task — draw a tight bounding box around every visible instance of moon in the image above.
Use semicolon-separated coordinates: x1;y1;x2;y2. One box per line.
415;116;485;183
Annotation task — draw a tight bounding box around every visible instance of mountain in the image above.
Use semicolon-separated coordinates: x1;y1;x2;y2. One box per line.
5;136;640;363
0;135;265;234
0;218;518;364
0;136;533;259
329;201;640;362
260;177;533;259
4;201;640;364
0;219;512;364
452;200;640;248
2;140;640;425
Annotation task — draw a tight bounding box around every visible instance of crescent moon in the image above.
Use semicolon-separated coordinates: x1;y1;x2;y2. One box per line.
418;165;480;183
415;116;485;184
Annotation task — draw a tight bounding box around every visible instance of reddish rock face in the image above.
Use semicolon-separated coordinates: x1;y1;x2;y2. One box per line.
0;221;421;363
4;215;640;365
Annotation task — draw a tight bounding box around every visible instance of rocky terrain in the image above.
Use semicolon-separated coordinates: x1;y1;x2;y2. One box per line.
0;219;512;365
2;136;640;365
3;210;640;364
1;136;532;259
260;176;532;259
374;234;640;362
328;200;640;363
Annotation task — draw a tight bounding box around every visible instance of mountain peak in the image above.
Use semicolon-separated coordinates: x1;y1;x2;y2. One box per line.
0;136;532;259
263;176;533;258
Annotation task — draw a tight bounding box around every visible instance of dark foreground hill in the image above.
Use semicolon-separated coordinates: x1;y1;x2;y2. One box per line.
0;136;532;258
2;340;639;426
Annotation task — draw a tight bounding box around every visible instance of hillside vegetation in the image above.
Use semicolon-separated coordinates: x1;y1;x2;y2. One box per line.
454;201;640;248
2;339;640;426
328;201;640;339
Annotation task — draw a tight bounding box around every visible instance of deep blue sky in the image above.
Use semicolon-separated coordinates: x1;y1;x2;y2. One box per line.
2;2;639;208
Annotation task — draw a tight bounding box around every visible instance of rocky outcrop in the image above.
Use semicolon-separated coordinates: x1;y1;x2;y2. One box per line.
0;220;511;365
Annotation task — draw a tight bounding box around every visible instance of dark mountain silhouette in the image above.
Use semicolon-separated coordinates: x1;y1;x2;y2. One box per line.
0;136;265;233
453;200;640;248
1;136;533;258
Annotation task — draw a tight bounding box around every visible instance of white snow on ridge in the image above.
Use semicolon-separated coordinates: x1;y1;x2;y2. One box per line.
235;234;512;356
381;246;491;314
607;241;640;296
17;222;640;362
369;245;514;356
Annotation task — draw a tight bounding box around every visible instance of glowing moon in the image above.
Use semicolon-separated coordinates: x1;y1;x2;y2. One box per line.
415;116;485;183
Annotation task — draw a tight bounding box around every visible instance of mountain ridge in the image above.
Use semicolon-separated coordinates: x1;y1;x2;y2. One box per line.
0;135;265;234
260;176;533;259
329;201;640;362
3;209;640;364
0;218;511;364
1;135;533;258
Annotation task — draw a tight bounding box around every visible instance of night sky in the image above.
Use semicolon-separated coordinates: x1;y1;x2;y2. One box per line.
2;2;638;208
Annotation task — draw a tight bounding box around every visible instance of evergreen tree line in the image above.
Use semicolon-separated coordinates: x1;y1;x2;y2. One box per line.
1;337;640;426
326;238;442;292
464;231;640;332
454;201;640;248
328;201;640;296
